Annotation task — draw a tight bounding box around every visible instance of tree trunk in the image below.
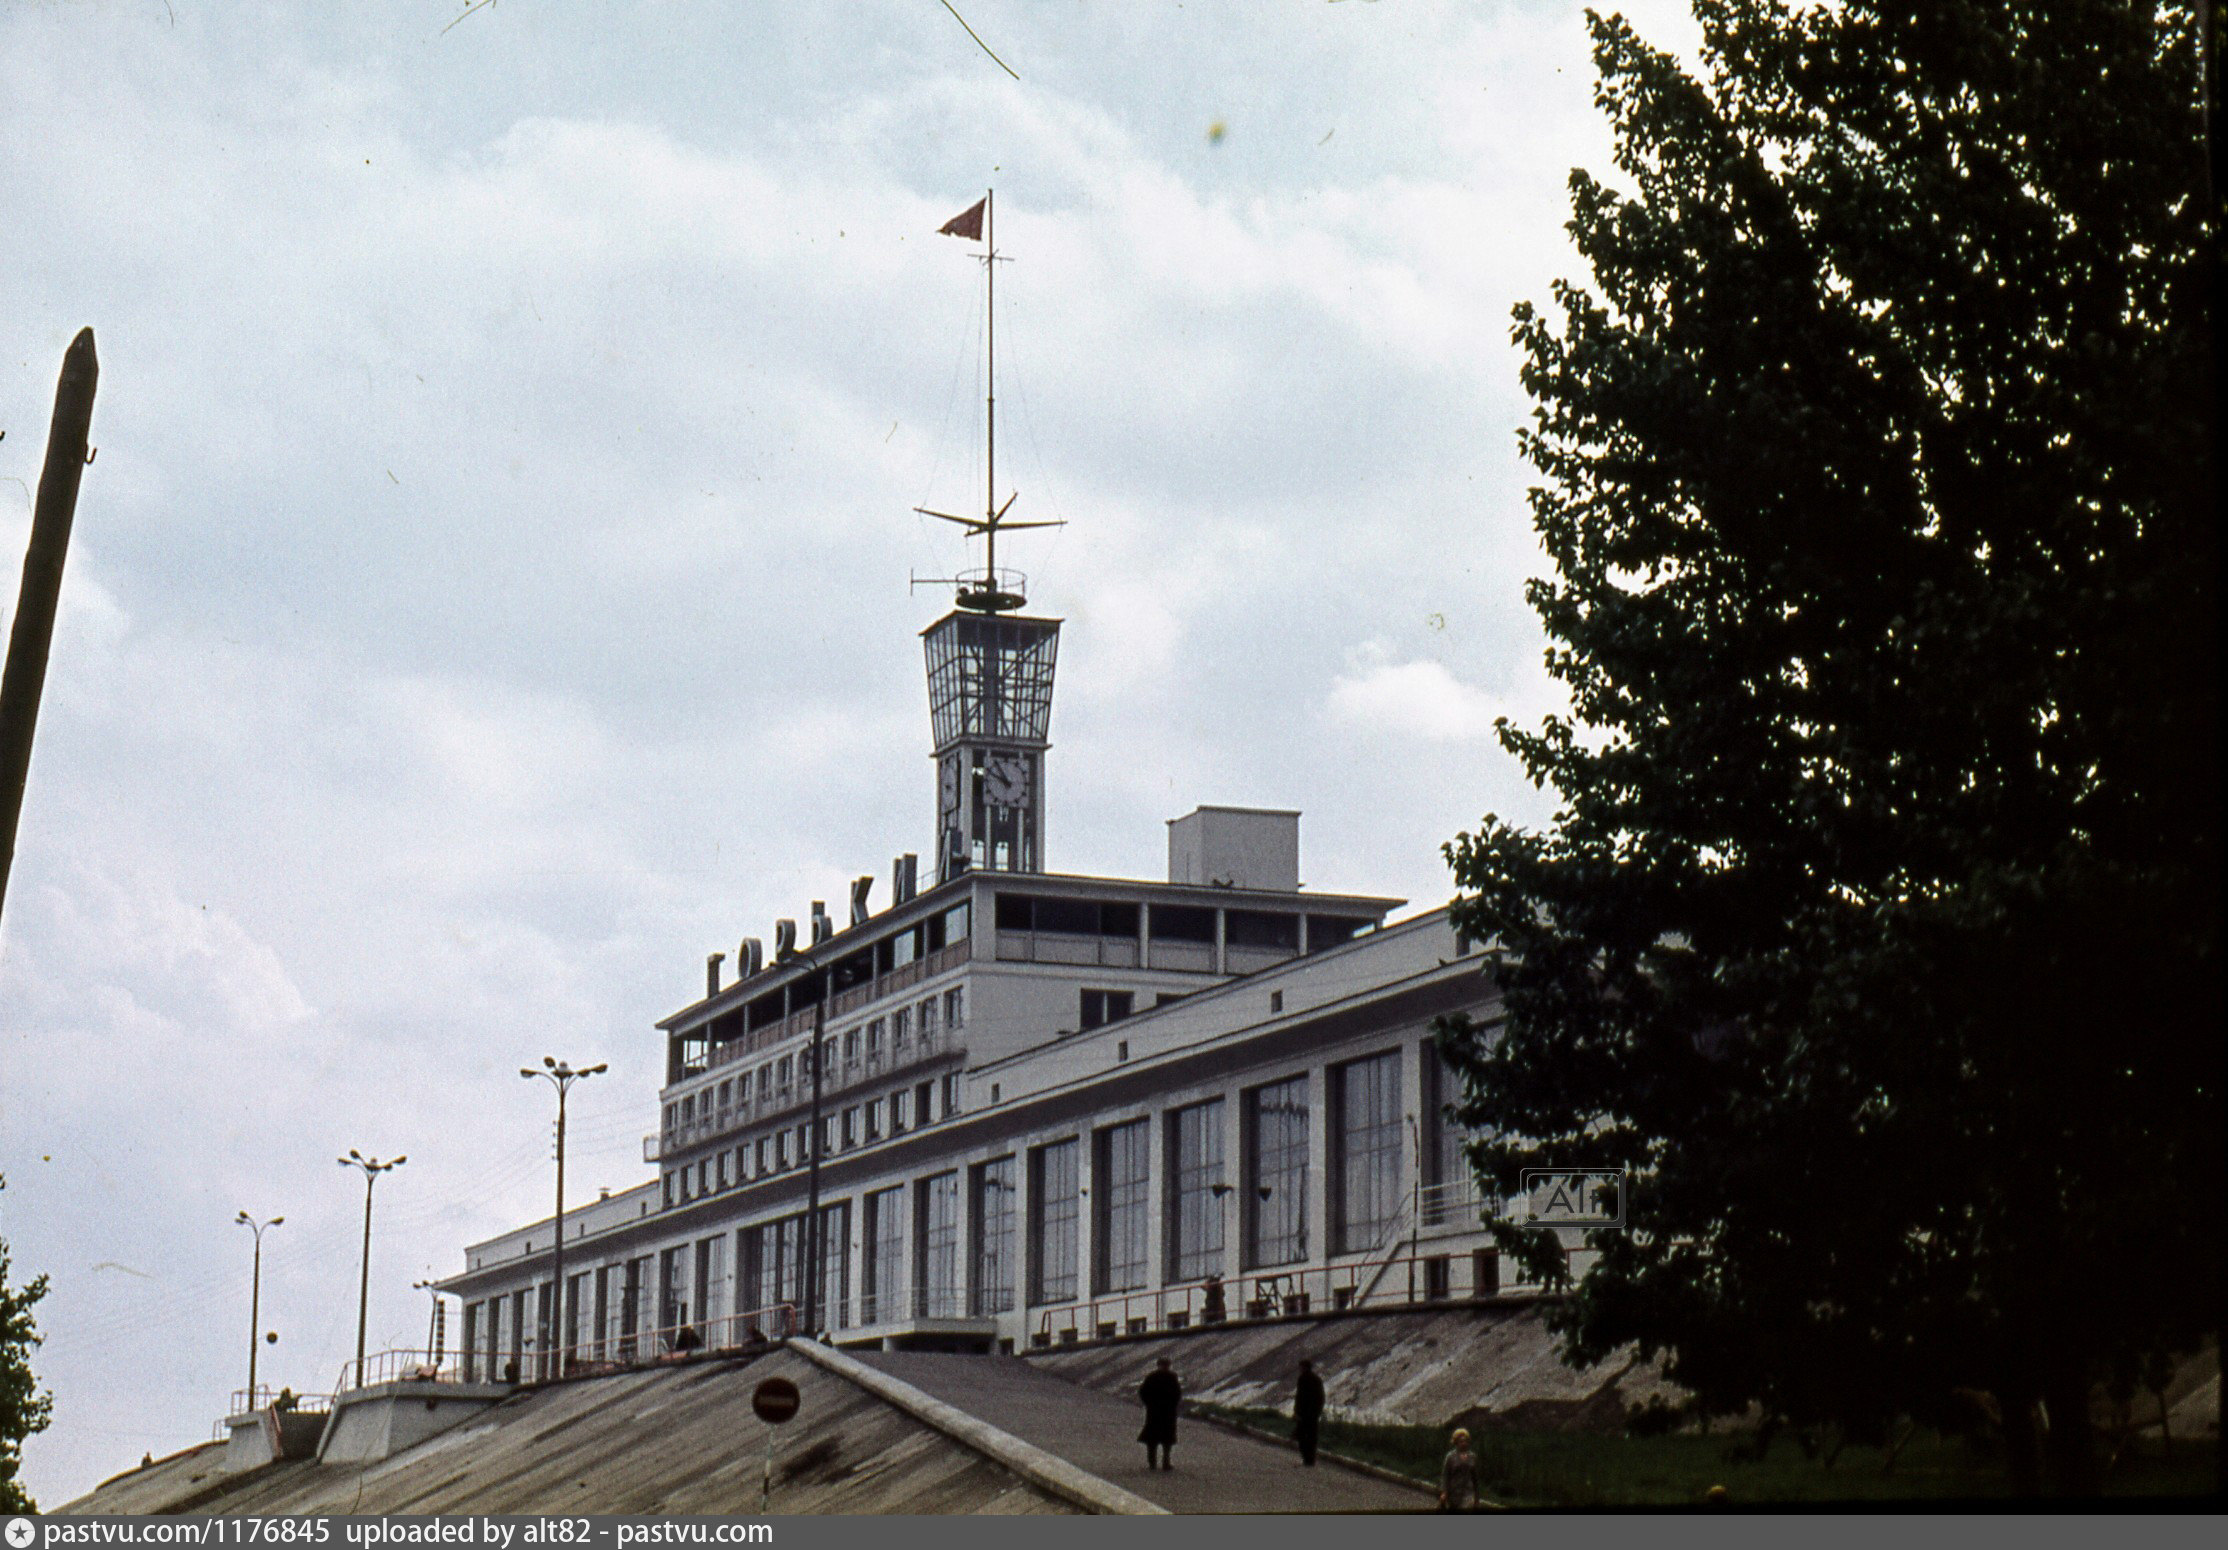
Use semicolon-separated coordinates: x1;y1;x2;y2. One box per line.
2042;1367;2101;1497
0;327;98;925
2002;1383;2044;1498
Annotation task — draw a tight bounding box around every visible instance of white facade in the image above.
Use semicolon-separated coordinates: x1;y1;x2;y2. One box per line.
439;604;1527;1378
441;895;1521;1376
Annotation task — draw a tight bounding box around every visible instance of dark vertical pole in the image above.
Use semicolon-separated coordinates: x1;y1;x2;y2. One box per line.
354;1174;375;1386
0;328;99;924
247;1233;263;1404
804;987;826;1334
552;1087;568;1374
985;187;996;546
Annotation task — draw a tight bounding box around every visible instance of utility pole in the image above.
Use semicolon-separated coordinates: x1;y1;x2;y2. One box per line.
521;1057;605;1376
0;327;98;927
338;1151;405;1388
234;1212;282;1406
804;989;827;1335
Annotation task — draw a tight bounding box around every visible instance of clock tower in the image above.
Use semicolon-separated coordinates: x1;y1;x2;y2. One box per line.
923;606;1060;879
913;188;1068;881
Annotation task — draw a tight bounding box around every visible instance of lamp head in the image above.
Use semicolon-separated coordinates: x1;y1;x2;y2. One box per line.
544;1055;557;1068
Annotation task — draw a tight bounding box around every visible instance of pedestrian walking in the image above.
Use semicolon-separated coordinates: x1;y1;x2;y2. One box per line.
1138;1356;1183;1470
1439;1427;1482;1512
1294;1359;1326;1466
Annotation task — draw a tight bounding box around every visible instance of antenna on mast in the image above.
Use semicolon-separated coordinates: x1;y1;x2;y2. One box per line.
914;188;1065;614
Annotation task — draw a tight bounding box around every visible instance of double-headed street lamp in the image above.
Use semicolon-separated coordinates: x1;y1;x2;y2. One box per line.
522;1057;605;1375
337;1150;406;1388
234;1211;282;1405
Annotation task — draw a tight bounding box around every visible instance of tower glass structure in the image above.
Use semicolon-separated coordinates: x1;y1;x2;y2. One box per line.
923;609;1061;878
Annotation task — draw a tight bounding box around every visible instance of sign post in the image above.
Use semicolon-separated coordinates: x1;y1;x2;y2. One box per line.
752;1375;801;1513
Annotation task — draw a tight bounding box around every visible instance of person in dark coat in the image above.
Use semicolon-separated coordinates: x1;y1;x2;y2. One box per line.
1138;1356;1183;1469
1293;1359;1327;1466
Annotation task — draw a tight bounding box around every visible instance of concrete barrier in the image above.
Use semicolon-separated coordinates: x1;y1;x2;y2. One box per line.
783;1338;1166;1515
222;1408;329;1473
315;1380;512;1466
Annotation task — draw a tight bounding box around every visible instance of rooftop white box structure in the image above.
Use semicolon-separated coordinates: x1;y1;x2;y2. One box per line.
1166;806;1301;893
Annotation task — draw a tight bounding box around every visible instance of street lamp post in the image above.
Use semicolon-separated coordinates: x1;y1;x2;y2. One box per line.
769;932;831;1338
234;1212;282;1407
337;1150;406;1389
803;994;827;1335
521;1057;606;1377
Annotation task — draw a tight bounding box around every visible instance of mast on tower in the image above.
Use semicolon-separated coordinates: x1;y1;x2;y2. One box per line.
916;190;1065;880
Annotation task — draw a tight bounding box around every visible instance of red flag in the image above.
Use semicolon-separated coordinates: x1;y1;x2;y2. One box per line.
939;198;986;241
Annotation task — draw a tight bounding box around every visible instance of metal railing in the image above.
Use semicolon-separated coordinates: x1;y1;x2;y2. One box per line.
444;1301;799;1388
225;1385;333;1417
690;939;974;1076
650;1032;963;1162
1028;1251;1524;1348
1419;1178;1495;1230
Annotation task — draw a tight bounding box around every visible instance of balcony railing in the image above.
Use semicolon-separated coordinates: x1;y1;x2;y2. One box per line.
651;1030;962;1162
691;938;973;1076
441;1303;800;1387
1025;1249;1543;1349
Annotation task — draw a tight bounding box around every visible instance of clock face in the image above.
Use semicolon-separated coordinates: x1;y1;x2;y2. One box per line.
940;755;964;814
985;753;1029;807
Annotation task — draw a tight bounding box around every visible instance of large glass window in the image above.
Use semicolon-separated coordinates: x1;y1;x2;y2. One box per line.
1029;1139;1080;1304
658;1246;689;1333
819;1201;851;1330
1094;1119;1151;1294
1245;1076;1310;1268
916;1171;961;1317
695;1234;727;1333
863;1186;905;1323
1333;1051;1404;1254
751;1214;805;1312
1423;1043;1480;1225
1167;1099;1226;1282
972;1157;1018;1314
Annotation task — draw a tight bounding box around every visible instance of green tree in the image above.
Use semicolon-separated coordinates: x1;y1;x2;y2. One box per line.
1441;0;2217;1497
1;1176;52;1513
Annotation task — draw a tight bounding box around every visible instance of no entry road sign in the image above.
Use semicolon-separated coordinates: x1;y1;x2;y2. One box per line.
752;1375;801;1425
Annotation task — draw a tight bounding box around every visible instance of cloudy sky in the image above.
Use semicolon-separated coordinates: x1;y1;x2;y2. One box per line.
0;0;1697;1504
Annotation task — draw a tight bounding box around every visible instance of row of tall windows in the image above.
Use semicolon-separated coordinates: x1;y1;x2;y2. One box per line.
477;1047;1477;1348
972;1156;1017;1315
917;1171;962;1317
1168;1098;1226;1282
1094;1121;1151;1293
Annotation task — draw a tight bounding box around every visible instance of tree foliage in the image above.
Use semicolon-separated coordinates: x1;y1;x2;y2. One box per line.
1441;0;2217;1496
1;1176;52;1513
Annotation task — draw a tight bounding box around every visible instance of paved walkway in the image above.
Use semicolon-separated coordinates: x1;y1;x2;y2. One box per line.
853;1352;1429;1514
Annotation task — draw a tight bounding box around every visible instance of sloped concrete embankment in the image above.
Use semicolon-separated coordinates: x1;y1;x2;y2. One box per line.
58;1348;1084;1516
1026;1303;1679;1433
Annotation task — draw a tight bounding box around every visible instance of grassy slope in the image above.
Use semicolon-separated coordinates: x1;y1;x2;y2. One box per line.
1194;1404;2219;1507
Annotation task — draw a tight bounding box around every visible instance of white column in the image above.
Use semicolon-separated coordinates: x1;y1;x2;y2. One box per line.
1307;1065;1333;1271
1222;1084;1245;1283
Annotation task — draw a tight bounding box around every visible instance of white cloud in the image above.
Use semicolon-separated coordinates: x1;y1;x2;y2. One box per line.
0;0;1626;1503
1326;641;1513;743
